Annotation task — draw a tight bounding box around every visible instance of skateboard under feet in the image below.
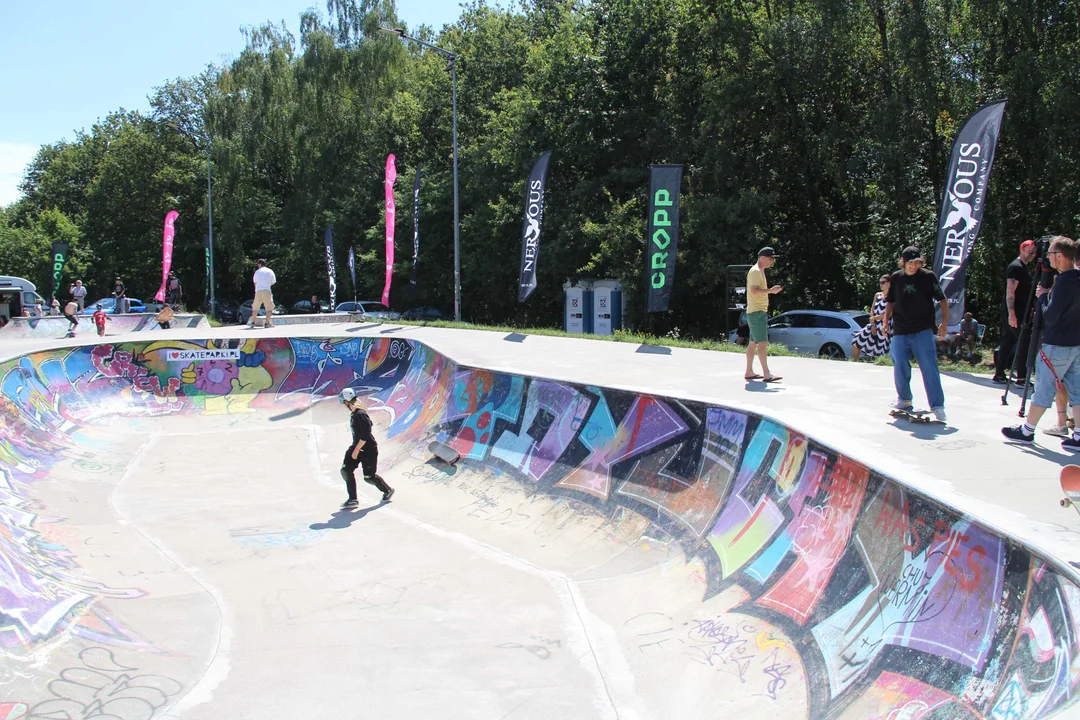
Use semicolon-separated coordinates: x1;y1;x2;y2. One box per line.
889;408;943;424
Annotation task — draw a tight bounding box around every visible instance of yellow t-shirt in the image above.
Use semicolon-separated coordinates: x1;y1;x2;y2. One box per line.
746;265;769;313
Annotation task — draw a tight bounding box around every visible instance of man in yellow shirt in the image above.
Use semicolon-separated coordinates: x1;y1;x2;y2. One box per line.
745;247;783;381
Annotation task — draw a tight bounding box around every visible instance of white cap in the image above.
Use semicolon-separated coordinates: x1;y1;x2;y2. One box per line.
340;387;357;403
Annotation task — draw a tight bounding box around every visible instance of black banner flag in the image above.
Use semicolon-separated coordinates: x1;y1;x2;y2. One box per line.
348;247;357;300
931;100;1007;324
410;165;421;298
325;225;337;308
645;165;683;312
518;151;552;302
50;242;69;300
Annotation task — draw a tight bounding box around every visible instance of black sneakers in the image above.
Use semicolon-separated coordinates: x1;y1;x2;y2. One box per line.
341;498;359;508
1063;437;1080;452
382;488;395;503
1002;425;1034;443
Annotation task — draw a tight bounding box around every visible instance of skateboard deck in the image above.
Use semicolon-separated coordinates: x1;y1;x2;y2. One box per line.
889;408;943;424
1060;465;1080;511
429;440;460;465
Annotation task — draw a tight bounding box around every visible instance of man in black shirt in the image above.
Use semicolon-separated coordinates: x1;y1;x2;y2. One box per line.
1002;236;1080;449
339;387;394;507
883;246;949;421
993;239;1036;383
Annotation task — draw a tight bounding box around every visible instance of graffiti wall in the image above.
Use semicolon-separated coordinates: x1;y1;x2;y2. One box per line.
1;335;1078;719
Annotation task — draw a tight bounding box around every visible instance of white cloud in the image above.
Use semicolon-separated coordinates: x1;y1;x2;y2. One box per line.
0;142;42;208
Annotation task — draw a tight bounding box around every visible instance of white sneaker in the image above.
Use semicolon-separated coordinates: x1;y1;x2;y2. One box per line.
890;400;914;411
1044;425;1070;438
932;407;947;422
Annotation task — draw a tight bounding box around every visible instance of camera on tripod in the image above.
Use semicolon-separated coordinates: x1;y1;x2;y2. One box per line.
1002;234;1059;409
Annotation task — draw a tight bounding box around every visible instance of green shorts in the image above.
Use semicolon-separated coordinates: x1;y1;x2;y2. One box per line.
747;312;768;343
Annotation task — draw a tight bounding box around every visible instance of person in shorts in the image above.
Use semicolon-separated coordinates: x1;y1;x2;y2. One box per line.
63;300;80;332
339;387;395;507
250;259;276;328
91;303;108;336
744;247;783;382
1002;236;1080;449
70;280;88;311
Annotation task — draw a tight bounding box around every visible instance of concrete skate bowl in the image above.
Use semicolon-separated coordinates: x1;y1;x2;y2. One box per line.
2;335;1080;719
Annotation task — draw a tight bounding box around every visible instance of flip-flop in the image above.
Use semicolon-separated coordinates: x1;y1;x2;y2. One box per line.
744;374;763;380
763;376;783;383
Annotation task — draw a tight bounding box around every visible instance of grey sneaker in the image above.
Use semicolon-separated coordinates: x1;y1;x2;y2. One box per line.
1044;425;1070;438
932;407;947;423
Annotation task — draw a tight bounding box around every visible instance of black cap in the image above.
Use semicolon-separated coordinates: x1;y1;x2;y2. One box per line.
758;246;778;258
901;246;922;262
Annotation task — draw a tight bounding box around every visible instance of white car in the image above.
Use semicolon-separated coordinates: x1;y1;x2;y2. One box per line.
334;301;401;320
731;310;870;359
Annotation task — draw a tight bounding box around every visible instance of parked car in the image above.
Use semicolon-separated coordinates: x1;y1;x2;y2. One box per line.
209;298;239;323
728;310;869;359
80;297;149;315
335;301;400;320
290;299;332;314
236;300;286;325
400;306;443;321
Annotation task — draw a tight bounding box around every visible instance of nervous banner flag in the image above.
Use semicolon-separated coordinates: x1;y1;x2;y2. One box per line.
645;165;683;312
154;210;179;302
517;151;552;302
325;225;337;308
50;242;69;300
383;154;397;307
931;100;1007;324
348;247;357;299
410;164;421;298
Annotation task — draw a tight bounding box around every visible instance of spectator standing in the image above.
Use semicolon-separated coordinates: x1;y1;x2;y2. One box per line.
250;258;277;328
1002;236;1080;448
310;295;320;313
994;240;1036;383
883;246;949;422
852;275;892;360
70;280;87;311
113;277;125;300
166;272;182;308
50;298;60;316
744;247;783;382
115;291;129;314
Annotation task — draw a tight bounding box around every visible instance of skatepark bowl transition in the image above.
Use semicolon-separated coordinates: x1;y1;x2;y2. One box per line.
3;320;1080;719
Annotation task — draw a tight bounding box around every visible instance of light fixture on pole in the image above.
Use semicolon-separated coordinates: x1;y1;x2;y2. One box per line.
380;26;460;322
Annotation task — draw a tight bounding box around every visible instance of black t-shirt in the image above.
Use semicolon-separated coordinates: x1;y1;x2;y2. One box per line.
885;268;946;336
350;409;378;456
1003;258;1031;317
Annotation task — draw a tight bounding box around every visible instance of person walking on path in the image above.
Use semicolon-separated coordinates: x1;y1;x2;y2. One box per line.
744;247;783;382
63;299;79;333
250;259;277;328
166;272;183;308
91;303;109;336
1002;236;1080;448
70;280;87;311
994;239;1036;383
883;246;949;422
852;274;892;360
338;387;395;508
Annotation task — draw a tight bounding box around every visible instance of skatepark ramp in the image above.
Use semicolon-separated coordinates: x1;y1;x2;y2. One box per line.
2;334;1080;718
0;313;210;338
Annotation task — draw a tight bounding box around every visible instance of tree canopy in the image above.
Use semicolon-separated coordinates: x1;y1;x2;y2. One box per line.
5;0;1079;336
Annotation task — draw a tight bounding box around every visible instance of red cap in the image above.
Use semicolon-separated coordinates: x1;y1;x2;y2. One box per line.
1020;239;1035;251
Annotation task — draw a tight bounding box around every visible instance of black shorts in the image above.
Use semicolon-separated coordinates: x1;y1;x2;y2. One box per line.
343;449;378;477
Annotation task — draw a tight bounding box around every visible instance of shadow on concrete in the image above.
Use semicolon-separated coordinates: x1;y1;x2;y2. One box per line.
744;380;782;393
345;323;382;332
309;504;384;530
636;344;671;355
380;326;405;334
269;406;310;422
944;371;1030;394
504;333;527;343
1010;441;1080;467
425;457;459;476
887;419;959;440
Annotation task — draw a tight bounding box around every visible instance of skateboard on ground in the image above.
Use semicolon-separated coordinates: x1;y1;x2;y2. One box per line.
1060;465;1080;513
889;408;942;424
428;440;461;465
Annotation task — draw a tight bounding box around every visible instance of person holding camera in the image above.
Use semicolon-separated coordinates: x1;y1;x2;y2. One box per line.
1002;236;1080;448
993;240;1036;383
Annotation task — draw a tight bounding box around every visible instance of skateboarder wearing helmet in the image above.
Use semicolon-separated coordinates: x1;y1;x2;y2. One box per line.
339;387;394;507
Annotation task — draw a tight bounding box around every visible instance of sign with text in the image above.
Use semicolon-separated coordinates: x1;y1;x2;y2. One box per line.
645;165;683;312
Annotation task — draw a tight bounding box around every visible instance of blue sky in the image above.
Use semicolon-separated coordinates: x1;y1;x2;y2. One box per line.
0;0;465;206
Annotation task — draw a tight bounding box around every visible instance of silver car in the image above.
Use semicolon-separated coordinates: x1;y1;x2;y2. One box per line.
731;310;870;359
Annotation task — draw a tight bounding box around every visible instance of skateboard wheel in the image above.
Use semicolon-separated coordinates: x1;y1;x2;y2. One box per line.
1062;499;1072;508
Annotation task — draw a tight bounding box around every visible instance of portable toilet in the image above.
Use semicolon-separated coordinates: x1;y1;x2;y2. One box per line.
563;280;593;334
590;280;623;336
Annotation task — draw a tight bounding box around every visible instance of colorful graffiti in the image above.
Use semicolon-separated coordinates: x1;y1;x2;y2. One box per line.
1;335;1079;718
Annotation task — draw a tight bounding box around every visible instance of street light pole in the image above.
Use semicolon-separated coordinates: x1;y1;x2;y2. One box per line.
380;27;461;321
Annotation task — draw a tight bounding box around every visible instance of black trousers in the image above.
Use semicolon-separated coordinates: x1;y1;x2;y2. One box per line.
64;313;78;329
996;313;1032;379
341;449;391;499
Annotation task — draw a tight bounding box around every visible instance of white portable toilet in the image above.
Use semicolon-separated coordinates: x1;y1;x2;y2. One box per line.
563;280;592;334
590;279;623;336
